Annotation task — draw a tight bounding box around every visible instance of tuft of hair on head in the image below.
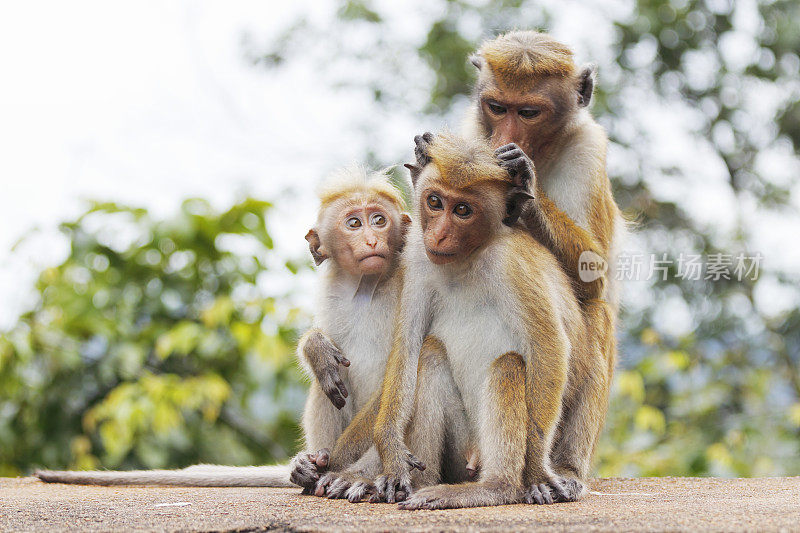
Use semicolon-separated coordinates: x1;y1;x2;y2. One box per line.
317;165;406;214
427;132;511;190
477;30;576;90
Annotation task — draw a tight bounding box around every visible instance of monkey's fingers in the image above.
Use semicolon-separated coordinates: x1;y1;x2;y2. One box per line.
334;375;348;399
314;472;336;497
494;143;520;155
321;373;347;409
413;134;433;166
312;448;330;469
385;478;397;503
404;452;426;472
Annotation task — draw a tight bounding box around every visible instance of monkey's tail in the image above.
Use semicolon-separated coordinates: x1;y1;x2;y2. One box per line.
35;464;295;487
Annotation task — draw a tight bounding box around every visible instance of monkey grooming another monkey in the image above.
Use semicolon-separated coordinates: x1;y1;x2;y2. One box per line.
37;167;410;490
372;132;588;509
407;31;625;499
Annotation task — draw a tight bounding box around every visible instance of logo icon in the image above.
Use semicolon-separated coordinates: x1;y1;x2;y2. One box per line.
578;251;607;282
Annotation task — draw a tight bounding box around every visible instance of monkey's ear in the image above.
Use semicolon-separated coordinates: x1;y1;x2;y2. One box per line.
577;63;597;107
401;213;412;228
305;229;328;266
469;54;484;70
404;163;422;187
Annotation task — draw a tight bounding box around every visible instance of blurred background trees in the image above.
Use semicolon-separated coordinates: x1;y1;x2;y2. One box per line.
1;0;799;477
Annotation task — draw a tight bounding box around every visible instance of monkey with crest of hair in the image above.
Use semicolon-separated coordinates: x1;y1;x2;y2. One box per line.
408;30;625;501
36;167;411;491
370;131;589;509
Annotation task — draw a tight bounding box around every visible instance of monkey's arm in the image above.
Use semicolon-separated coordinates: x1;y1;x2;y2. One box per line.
520;194;606;301
372;284;429;502
298;328;351;409
496;144;609;302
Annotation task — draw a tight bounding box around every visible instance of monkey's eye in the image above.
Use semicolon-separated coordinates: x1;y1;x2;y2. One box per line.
427;194;443;210
453;203;473;218
370;213;387;227
518;107;541;119
487;101;506;115
345;217;362;229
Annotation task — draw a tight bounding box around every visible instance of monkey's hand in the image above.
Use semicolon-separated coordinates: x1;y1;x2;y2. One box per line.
524;473;585;504
496;144;536;225
371;450;425;503
305;332;351;409
290;448;331;493
495;143;536;191
414;132;434;168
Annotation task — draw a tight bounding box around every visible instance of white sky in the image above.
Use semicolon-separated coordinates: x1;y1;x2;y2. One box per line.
1;0;798;333
0;1;363;328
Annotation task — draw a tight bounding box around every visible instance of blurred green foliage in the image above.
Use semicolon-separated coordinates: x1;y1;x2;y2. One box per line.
0;200;306;476
2;0;799;478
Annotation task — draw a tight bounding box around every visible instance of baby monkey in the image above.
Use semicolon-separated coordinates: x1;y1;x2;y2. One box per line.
36;167;409;490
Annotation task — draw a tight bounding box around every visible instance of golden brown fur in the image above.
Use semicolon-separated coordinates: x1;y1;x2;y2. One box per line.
465;30;624;489
372;133;588;509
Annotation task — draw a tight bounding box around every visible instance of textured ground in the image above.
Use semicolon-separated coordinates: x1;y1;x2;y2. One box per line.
2;476;799;532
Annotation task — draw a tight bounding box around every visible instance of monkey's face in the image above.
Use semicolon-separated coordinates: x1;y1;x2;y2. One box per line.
330;201;404;276
479;77;574;159
420;186;493;265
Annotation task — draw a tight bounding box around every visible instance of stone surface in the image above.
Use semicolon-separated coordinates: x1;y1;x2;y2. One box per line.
2;476;799;531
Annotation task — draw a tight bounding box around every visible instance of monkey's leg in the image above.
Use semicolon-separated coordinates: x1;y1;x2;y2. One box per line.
327;389;379;471
373;336;466;503
311;390;384;499
521;312;575;505
399;352;526;510
292;382;351;491
406;336;469;488
549;298;615;501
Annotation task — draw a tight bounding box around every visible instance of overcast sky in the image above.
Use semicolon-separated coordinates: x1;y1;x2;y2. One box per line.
1;0;798;332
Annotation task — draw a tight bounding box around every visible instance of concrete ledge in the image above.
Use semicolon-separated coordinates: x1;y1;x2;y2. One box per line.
2;476;799;531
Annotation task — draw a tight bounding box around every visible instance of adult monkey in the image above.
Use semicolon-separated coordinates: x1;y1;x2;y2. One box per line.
411;30;624;496
37;167;409;490
373;132;589;509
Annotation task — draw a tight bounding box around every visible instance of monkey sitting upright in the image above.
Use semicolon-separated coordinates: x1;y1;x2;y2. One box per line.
372;132;589;509
36;167;410;490
406;31;625;498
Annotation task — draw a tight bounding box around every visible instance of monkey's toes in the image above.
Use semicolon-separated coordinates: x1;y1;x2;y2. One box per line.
325;477;352;499
525;483;555;505
345;480;374;503
551;477;586;502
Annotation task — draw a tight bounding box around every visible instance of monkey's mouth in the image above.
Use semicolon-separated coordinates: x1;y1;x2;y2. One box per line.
425;248;457;259
359;253;386;262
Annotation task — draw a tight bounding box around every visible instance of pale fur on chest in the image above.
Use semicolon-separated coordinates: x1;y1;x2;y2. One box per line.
420;241;528;425
314;272;397;412
536;109;608;231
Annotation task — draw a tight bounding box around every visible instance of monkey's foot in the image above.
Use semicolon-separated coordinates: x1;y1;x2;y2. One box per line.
398;482;521;510
370;451;424;503
372;471;412;503
524;475;585;504
290;449;330;492
345;478;376;503
314;470;374;502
